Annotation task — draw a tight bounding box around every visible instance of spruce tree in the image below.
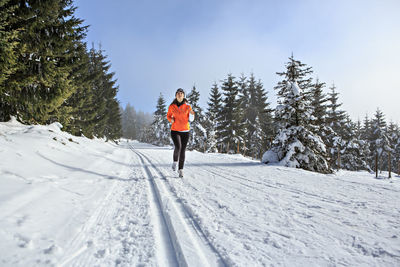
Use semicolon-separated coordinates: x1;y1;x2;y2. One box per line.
239;74;254;155
186;85;207;151
370;108;391;172
326;84;347;135
310;79;328;125
325;84;347;168
255;78;274;156
241;74;274;158
2;0;88;123
0;0;19;120
103;98;122;141
218;74;245;153
362;114;371;141
387;122;399;173
273;55;314;129
151;93;169;146
205;82;223;152
340;115;371;171
263;56;332;173
84;46;120;139
58;45;94;136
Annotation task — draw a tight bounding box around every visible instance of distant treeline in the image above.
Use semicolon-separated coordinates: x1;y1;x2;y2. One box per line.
0;0;121;140
145;55;400;174
120;104;152;141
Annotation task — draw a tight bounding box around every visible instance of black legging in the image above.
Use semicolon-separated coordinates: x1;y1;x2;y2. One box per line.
171;131;190;170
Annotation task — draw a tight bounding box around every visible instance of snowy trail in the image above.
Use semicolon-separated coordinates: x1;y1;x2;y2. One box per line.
1;120;400;266
137;143;400;266
132;146;227;267
58;149;157;267
0;122;158;266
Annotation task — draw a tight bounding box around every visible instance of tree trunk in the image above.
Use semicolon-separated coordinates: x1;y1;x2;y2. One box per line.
375;153;378;178
398;160;400;176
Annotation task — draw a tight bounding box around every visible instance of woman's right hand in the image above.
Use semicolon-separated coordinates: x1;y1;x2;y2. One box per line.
171;117;175;123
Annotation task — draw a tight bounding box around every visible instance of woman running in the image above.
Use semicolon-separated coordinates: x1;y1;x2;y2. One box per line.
167;88;195;177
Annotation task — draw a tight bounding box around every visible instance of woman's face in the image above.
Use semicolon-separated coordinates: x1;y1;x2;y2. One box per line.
176;92;184;102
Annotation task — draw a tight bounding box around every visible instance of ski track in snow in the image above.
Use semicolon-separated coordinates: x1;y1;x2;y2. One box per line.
132;146;227;267
58;150;157;267
136;144;400;267
1;120;400;267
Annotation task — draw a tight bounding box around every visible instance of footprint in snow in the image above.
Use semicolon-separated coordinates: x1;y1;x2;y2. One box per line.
43;244;61;255
14;234;33;249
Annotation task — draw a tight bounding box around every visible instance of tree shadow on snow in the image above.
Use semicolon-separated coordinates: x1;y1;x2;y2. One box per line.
36;152;139;181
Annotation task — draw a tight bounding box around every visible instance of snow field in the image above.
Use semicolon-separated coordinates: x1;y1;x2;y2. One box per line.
137;143;400;266
1;119;399;266
0;121;156;266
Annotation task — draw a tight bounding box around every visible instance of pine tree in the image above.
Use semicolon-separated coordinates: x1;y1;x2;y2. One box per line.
370;108;391;172
240;74;274;158
310;79;328;125
239;74;253;155
362;114;371;141
151;93;169;146
205;82;223;152
273;55;314;129
218;74;245;153
255;78;274;156
325;84;347;168
104;99;122;141
83;46;121;140
0;0;19;120
326;84;347;133
57;45;94;136
340;115;371;171
186;85;207;151
387;122;399;174
263;56;332;173
2;0;88;123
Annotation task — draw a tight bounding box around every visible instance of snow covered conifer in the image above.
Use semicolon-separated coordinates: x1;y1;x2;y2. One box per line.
151;93;170;146
386;122;399;173
263;56;332;173
340;115;371;171
325;84;347;168
205;83;223;152
369;108;391;172
186;86;207;151
254;78;274;157
218;74;245;153
310;79;329;126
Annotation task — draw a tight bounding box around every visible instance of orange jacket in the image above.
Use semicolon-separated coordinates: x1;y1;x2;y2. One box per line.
167;102;192;131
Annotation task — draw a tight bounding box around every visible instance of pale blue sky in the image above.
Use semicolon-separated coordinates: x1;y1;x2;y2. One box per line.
74;0;400;123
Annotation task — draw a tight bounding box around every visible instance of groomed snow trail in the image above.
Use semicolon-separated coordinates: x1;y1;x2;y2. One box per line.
131;145;227;267
0;121;158;266
135;142;400;267
54;147;158;267
1;120;400;267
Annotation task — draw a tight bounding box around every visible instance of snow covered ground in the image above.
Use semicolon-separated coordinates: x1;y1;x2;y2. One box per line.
1;119;399;266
